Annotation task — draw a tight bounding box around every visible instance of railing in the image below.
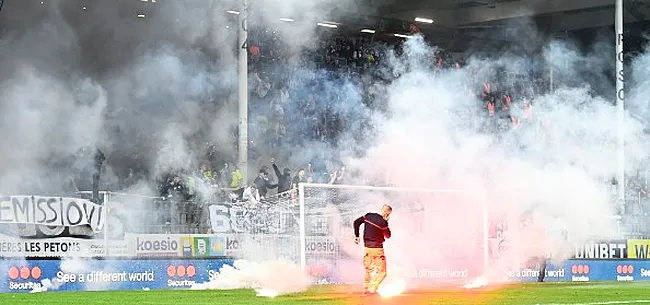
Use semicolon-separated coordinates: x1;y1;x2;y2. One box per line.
617;190;650;239
77;190;224;235
76;188;306;236
73;188;650;239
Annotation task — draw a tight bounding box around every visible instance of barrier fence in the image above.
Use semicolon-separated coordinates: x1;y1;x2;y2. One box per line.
1;234;650;291
0;259;235;292
3;188;643;239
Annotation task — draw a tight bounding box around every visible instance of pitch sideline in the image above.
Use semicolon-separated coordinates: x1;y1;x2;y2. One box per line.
534;300;650;305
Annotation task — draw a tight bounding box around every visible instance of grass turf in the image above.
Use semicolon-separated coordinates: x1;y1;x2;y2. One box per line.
1;282;650;305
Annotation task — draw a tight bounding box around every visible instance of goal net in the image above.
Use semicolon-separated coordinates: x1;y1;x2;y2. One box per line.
235;183;488;287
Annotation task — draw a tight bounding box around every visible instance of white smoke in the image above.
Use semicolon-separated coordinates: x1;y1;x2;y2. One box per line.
31;258;89;293
191;259;311;297
328;32;646;287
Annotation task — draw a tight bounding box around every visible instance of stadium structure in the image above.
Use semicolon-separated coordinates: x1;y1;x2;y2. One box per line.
1;0;650;304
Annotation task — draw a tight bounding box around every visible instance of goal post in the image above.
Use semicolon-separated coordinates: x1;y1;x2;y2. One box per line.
298;182;307;270
297;182;489;285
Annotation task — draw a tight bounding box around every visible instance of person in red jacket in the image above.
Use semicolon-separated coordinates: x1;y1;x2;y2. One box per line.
353;204;392;296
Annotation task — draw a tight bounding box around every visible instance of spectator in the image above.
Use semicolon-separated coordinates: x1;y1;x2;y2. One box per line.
200;163;216;185
205;143;220;170
242;185;260;204
121;168;137;190
271;158;292;194
328;166;346;184
309;157;330;183
160;173;184;198
253;168;278;199
231;168;244;189
185;173;197;200
292;168;308;189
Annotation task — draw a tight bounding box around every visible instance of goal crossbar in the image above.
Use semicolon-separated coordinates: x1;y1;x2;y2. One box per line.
299;183;472;193
297;183;489;280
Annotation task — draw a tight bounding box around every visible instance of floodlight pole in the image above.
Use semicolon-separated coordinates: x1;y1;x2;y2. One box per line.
549;66;553;93
238;0;249;184
615;0;625;214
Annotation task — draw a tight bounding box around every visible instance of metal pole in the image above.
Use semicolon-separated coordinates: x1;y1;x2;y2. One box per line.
102;191;109;257
616;0;625;214
238;0;249;184
549;66;553;93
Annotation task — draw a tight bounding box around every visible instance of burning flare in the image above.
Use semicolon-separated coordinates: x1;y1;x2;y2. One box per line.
463;276;489;289
377;279;407;297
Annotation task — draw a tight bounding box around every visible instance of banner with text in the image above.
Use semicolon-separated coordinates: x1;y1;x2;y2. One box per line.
128;234;186;257
0;259;234;292
572;240;628;260
3;259;650;292
0;234;129;258
627;240;650;259
0;233;339;259
130;234;339;259
504;260;650;282
0;196;104;232
208;203;298;234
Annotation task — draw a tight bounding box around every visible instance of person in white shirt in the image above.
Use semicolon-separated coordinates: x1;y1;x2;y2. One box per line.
242;185;260;204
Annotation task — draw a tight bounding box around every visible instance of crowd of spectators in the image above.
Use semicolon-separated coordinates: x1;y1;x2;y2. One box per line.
69;27;648;234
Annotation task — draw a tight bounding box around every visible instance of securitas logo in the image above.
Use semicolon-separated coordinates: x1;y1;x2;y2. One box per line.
166;264;196;288
571;264;590;282
7;266;43;290
616;264;634;281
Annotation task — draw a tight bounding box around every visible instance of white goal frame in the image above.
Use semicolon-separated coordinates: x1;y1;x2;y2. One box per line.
297;182;489;277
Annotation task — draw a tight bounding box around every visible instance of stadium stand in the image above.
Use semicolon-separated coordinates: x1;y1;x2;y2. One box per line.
62;26;650;239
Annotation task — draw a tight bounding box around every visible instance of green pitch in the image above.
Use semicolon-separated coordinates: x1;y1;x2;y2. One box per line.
1;282;650;305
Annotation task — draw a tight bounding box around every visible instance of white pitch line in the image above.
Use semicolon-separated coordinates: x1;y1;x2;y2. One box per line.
534;300;650;305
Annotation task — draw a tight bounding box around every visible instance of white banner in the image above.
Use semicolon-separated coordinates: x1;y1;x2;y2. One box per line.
208;203;328;235
0;196;105;232
208;203;293;234
0;234;129;257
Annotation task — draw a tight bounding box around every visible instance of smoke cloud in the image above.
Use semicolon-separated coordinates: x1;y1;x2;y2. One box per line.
191;259;311;297
31;258;88;293
322;28;647;288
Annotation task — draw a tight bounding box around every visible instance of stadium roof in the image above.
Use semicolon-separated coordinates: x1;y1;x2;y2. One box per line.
373;0;650;31
347;0;650;51
2;0;649;52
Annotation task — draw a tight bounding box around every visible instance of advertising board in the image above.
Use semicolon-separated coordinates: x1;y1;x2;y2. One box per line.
129;234;184;257
572;241;628;260
0;235;129;258
0;259;234;292
627;240;650;259
3;259;650;293
503;260;650;282
0;233;341;259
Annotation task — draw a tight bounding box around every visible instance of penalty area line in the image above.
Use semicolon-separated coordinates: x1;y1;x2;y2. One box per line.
533;300;650;305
